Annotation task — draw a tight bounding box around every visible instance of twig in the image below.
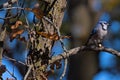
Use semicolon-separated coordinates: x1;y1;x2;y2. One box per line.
43;16;56;27
58;33;68;79
3;55;27;66
0;7;25;11
49;47;80;64
23;10;30;28
60;59;68;80
6;69;17;80
24;65;33;80
91;46;120;56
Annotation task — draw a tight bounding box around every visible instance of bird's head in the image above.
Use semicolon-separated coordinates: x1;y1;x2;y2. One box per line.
98;21;110;30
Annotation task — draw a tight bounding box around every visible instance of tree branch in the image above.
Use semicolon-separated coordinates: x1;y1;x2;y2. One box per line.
91;46;120;56
49;46;120;64
3;55;27;66
0;28;6;65
49;47;80;64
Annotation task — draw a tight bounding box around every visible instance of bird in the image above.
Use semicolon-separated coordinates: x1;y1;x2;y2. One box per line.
85;21;110;47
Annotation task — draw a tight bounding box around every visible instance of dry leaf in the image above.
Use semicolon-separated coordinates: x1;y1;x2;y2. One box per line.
32;8;44;19
10;30;24;41
37;32;59;40
11;21;23;30
25;7;44;19
37;32;71;41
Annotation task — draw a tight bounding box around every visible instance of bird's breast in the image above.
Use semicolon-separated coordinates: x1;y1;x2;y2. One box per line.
98;29;107;39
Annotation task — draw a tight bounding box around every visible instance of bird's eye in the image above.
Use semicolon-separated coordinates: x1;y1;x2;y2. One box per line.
104;22;108;25
99;22;103;26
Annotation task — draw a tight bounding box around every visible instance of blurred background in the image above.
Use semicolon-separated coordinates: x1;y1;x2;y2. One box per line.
1;0;120;80
65;0;120;80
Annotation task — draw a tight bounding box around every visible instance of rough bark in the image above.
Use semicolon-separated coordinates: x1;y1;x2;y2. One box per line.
25;0;66;80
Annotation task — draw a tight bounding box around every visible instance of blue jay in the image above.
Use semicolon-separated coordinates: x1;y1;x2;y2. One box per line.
86;21;110;47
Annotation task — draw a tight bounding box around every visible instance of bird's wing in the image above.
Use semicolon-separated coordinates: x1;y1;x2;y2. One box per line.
85;27;98;45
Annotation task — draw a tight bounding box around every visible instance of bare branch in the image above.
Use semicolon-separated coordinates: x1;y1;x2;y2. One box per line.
49;46;120;64
91;46;120;56
49;47;80;64
24;65;33;80
60;59;68;80
3;55;27;66
6;69;17;80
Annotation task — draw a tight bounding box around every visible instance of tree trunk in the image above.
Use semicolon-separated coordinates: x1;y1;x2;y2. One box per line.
26;0;66;80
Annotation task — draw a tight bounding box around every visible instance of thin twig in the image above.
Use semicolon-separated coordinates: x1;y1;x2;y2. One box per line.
24;65;33;80
58;33;68;79
22;9;30;28
0;7;24;11
3;55;27;66
60;59;68;80
6;69;17;80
